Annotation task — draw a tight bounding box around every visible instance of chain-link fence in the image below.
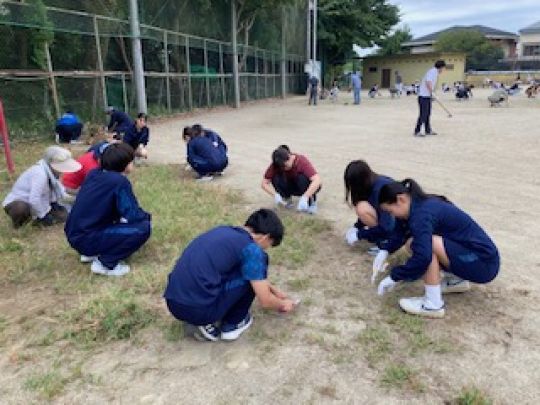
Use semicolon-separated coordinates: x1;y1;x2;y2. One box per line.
0;0;307;138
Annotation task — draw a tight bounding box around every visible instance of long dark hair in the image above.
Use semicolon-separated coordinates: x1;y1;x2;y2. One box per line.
344;160;378;205
378;178;449;205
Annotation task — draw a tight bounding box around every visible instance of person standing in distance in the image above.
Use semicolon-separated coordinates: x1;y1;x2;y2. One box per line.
414;60;446;137
350;71;362;105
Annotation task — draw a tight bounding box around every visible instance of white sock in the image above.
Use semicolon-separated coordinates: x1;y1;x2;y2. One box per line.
424;284;444;309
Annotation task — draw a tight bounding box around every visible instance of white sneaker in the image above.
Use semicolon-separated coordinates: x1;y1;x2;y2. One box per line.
69;140;84;145
196;175;214;183
80;255;97;263
399;297;445;318
368;246;380;256
221;314;253;341
307;201;318;215
91;259;130;276
441;277;471;294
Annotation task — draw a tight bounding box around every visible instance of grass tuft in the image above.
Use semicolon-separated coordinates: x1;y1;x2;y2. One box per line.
381;363;424;392
24;370;68;399
455;387;493;405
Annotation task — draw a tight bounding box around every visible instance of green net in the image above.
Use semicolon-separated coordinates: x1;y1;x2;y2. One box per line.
0;0;307;139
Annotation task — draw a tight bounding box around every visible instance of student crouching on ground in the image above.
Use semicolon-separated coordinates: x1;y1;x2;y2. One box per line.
106;106;134;139
375;179;500;318
164;209;298;341
55;108;83;144
191;124;228;157
65;143;151;277
261;145;321;214
343;160;397;277
182;126;228;182
3;146;81;228
123;113;150;160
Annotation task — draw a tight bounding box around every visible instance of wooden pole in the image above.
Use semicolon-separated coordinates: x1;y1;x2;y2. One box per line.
44;42;60;118
255;49;260;99
93;16;108;110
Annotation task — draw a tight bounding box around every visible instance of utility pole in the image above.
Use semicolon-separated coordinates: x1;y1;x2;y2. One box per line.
128;0;147;113
306;0;311;63
313;0;317;65
231;1;241;108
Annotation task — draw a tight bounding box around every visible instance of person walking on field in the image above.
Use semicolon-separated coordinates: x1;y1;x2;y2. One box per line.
307;75;319;106
350;71;362;105
414;60;446;137
395;71;403;96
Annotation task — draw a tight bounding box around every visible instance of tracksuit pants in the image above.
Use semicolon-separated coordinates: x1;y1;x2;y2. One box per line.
56;123;83;143
271;173;319;205
415;96;432;134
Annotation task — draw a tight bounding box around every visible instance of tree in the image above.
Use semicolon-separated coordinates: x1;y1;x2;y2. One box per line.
318;0;399;65
376;25;412;56
434;30;504;71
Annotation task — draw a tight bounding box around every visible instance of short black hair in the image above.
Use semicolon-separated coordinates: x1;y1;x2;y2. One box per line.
182;126;193;141
245;208;284;247
435;60;446;69
272;147;290;168
191;124;204;136
137;112;147;120
278;144;290;152
100;143;134;172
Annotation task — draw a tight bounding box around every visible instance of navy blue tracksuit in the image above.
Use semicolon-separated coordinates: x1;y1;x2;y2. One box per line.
187;136;228;176
108;110;134;135
354;175;396;247
123;125;149;150
65;169;151;269
385;198;500;283
205;129;228;156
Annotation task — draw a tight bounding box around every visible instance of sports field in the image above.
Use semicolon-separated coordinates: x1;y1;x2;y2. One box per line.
1;88;539;403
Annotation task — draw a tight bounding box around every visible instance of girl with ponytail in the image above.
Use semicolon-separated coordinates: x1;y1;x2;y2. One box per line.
374;178;500;318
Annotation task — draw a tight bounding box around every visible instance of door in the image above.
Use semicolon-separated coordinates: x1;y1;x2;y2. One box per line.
381;69;391;88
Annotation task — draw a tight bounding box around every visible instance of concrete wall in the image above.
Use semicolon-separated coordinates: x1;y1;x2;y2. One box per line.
362;53;465;89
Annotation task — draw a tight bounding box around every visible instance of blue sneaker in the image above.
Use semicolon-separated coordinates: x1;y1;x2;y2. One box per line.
194;323;221;342
221;314;253;341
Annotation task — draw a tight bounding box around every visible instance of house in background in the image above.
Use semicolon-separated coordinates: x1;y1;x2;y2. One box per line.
402;25;518;58
507;21;540;69
361;52;465;89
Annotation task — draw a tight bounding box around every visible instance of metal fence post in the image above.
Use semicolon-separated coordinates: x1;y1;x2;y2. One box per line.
231;1;241;108
255;49;259;99
219;43;226;105
185;36;193;111
164;31;171;112
93;16;108;110
121;74;128;112
264;50;268;97
128;0;147;114
281;7;287;98
203;39;211;107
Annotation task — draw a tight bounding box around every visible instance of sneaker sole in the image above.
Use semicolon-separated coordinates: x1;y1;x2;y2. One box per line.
399;300;445;319
221;316;253;341
442;284;471;294
197;327;220;342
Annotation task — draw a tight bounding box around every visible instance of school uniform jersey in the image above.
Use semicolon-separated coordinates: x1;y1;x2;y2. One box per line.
387;198;499;282
358;175;396;244
205;129;228;154
264;154;317;181
419;67;438;97
164;226;268;307
123;125;149;150
187;136;227;166
108;110;134;132
65;169;150;246
56;113;81;127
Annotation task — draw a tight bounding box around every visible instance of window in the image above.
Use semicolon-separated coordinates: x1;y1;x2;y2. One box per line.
446;64;454;70
369;66;377;72
523;45;540;56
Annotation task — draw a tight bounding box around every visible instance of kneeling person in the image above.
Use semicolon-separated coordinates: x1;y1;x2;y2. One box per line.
123;113;149;160
262;145;321;214
164;209;297;341
65;143;151;276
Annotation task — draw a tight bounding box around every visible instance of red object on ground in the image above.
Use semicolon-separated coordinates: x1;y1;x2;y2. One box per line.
0;99;15;175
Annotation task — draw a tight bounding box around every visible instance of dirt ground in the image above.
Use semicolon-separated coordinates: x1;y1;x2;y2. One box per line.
147;89;540;403
2;89;540;404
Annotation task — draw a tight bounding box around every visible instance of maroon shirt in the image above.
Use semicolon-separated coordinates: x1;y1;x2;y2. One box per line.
264;154;317;180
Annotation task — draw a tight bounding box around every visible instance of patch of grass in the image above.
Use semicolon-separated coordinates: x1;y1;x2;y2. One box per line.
304;332;326;346
380;363;424;392
287;277;311;291
454;387;492;405
163;321;185;342
358;326;391;365
64;289;155;346
24;370;68;400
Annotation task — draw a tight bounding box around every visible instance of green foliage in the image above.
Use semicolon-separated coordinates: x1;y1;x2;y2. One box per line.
318;0;399;64
434;30;504;71
380;363;423;391
455;387;493;405
377;25;412;56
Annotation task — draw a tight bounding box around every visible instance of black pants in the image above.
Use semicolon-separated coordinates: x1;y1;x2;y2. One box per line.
56;123;83;143
414;96;432;134
272;173;319;204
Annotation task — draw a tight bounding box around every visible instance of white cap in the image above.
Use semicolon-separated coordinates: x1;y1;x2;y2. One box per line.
44;146;81;173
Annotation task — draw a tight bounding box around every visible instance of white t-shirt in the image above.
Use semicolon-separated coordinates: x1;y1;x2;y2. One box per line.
419;67;439;97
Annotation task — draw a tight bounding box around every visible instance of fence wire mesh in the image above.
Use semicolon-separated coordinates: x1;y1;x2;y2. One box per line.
0;0;307;138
